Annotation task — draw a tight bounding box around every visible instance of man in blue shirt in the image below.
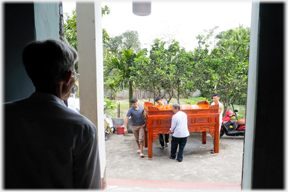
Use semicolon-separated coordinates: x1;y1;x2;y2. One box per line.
124;98;146;157
169;103;189;162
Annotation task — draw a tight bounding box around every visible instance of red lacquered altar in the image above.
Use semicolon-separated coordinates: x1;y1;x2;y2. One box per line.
144;101;219;159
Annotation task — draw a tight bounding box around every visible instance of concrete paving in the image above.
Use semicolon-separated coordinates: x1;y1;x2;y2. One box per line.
104;132;244;190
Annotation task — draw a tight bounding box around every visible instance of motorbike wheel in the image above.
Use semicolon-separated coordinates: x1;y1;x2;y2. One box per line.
220;129;225;138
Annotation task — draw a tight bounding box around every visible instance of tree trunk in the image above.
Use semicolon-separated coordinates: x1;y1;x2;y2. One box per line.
171;85;177;103
224;95;229;116
117;102;120;118
177;83;180;104
123;81;124;99
129;81;133;107
231;103;238;120
168;89;173;104
114;89;117;100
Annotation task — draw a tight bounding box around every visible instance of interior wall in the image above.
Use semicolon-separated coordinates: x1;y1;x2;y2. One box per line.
4;3;60;103
34;2;60;40
4;3;35;102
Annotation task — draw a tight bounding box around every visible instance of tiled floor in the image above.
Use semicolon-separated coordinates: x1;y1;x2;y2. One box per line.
106;178;241;191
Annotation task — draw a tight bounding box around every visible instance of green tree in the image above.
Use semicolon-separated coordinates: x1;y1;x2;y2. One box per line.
167;40;198;104
134;38;197;104
64;6;111;70
106;30;141;54
171;47;198;103
134;39;171;103
64;9;78;50
195;26;250;114
104;48;137;107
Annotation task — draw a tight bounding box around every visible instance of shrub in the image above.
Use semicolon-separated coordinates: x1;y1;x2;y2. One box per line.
104;96;116;110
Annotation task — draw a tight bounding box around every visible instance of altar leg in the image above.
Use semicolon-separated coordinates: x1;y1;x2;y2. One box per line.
144;128;148;148
148;129;153;159
202;131;206;144
214;133;219;153
214;120;219;153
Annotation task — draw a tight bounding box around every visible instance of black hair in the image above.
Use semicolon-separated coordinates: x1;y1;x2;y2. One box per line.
213;93;220;98
155;96;162;102
130;98;138;103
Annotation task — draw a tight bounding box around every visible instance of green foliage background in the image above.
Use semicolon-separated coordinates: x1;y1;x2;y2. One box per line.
64;6;249;118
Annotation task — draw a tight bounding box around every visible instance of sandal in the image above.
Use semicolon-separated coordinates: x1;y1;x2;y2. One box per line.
137;150;141;154
160;146;164;149
140;153;144;158
165;143;169;147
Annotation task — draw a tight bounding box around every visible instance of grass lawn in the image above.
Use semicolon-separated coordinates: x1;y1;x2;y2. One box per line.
105;97;246;120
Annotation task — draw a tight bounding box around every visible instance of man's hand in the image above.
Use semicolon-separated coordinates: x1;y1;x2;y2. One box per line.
142;113;147;123
124;116;129;135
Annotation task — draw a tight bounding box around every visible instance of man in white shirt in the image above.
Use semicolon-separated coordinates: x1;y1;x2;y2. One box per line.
4;40;101;189
168;103;189;162
211;93;223;131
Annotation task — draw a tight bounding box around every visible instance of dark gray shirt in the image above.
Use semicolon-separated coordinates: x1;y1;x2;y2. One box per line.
126;105;145;126
4;92;101;189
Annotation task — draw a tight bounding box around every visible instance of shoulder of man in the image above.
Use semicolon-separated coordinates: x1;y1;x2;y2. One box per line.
180;111;187;116
140;105;145;110
126;106;133;116
127;106;134;112
5;97;30;107
65;109;97;134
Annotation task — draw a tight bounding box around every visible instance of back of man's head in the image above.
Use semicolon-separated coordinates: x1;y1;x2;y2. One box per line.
22;40;78;88
155;96;161;102
172;103;180;110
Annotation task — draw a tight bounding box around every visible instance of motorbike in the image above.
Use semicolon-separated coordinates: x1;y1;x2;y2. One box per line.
220;109;245;138
104;106;115;140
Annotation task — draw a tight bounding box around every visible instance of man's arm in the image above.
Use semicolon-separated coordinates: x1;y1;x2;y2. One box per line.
142;111;147;131
219;103;223;114
124;116;129;134
73;127;101;189
169;116;177;134
142;111;146;122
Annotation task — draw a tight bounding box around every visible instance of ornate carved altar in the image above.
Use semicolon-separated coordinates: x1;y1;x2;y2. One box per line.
144;101;219;158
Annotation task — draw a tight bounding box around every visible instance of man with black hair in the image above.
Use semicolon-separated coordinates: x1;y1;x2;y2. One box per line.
155;96;169;149
211;93;223;131
4;40;101;189
124;98;146;158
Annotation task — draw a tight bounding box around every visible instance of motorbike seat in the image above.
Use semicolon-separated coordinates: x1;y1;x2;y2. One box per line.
237;118;245;125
